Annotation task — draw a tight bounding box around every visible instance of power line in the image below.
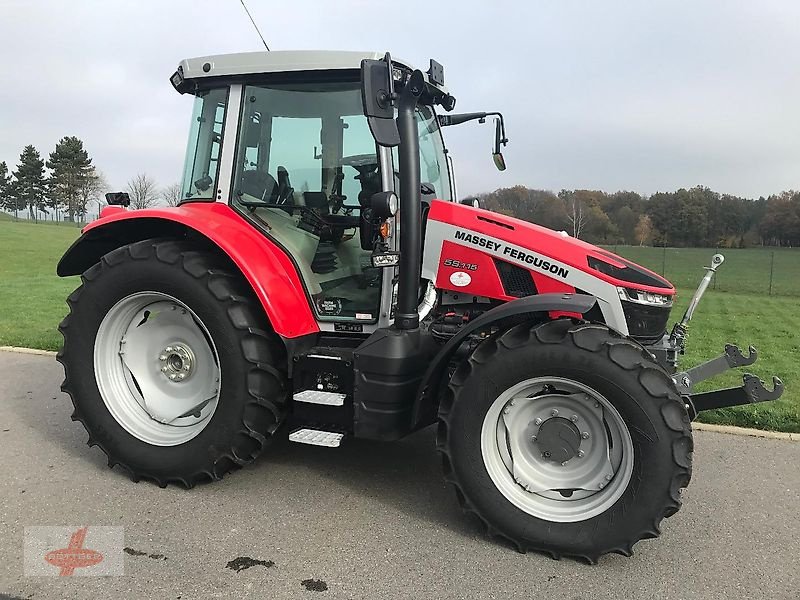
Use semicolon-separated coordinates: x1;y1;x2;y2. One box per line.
238;0;270;51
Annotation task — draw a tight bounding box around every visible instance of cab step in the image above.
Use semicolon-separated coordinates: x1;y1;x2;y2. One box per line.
289;428;344;448
292;390;346;406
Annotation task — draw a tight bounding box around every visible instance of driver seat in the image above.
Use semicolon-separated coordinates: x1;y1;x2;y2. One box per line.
275;166;295;208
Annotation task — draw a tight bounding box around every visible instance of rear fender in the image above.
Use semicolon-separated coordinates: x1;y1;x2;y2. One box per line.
57;204;319;339
412;293;597;428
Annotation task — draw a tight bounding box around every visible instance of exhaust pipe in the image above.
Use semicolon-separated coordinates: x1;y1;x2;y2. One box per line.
394;70;425;330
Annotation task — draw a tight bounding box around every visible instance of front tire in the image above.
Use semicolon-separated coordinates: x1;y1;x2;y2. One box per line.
58;239;288;487
437;319;693;562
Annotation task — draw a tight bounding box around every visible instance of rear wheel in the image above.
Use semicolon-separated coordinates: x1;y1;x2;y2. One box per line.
437;319;693;562
58;239;288;487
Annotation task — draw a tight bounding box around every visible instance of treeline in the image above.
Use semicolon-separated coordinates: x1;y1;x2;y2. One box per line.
478;186;800;247
0;138;105;222
0;137;181;221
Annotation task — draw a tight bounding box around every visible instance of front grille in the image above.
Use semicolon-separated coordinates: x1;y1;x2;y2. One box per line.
494;259;537;298
621;301;671;342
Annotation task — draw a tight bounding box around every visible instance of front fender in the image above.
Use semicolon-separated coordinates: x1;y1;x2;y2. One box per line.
412;293;597;428
57;203;319;339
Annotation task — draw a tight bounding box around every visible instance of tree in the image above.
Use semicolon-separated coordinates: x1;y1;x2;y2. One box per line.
161;182;183;207
9;145;47;220
127;173;158;209
559;189;609;240
0;161;10;211
634;214;653;246
79;168;108;220
46;136;94;221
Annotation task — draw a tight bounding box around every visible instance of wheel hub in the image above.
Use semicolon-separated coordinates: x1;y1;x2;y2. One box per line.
481;377;635;522
94;293;220;446
534;417;581;463
159;343;195;382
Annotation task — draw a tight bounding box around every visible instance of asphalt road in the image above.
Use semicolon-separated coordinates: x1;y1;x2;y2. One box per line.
0;350;798;600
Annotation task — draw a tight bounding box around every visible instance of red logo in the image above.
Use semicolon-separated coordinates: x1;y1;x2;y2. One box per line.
44;527;104;576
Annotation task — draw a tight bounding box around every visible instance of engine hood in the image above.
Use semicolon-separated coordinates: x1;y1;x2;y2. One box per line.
425;200;674;295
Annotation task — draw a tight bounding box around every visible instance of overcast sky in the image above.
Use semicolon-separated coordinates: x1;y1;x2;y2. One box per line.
1;0;799;200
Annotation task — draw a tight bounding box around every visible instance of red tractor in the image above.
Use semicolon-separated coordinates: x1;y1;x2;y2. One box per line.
57;51;783;562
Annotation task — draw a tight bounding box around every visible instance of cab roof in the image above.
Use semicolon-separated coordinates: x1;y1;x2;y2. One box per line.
178;50;409;80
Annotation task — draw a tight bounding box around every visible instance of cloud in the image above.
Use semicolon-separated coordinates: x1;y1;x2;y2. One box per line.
1;0;798;198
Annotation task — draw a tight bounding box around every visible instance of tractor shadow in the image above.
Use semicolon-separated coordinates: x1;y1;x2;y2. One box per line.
256;426;483;538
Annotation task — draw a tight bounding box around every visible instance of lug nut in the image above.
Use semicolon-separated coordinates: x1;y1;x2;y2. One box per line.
169;374;176;380
598;482;605;489
159;354;167;361
503;407;510;415
183;365;190;371
166;346;173;352
594;401;600;408
531;436;537;443
534;418;543;426
561;461;568;466
570;415;579;423
605;474;612;481
550;409;559;417
161;366;168;372
581;432;590;439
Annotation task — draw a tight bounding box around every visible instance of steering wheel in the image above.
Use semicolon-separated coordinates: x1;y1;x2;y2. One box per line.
341;154;379;182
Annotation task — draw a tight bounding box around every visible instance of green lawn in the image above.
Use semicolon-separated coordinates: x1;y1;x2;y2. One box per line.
0;221;797;431
0;220;81;350
608;245;800;297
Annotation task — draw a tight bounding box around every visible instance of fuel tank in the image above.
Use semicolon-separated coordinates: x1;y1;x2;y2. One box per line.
422;200;674;338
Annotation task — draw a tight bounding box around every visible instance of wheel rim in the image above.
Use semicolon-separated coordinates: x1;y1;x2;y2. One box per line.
481;377;634;523
94;292;221;446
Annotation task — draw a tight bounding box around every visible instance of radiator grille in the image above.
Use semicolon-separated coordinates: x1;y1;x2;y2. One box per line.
494;259;537;298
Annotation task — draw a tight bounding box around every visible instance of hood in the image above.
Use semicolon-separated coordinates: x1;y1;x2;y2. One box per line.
427;200;674;295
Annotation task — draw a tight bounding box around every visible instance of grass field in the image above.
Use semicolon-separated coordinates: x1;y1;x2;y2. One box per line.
609;245;800;297
0;220;81;350
0;221;797;431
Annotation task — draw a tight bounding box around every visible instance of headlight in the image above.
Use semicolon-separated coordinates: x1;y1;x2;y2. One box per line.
617;287;673;307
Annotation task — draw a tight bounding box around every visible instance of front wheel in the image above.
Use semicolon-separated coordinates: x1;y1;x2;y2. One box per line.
58;239;288;487
437;319;693;563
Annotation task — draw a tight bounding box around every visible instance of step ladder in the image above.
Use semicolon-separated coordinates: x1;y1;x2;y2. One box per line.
292;390;346;406
289;428;344;448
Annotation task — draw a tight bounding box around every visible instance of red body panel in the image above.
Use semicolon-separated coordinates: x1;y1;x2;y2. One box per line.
435;241;510;300
428;200;675;296
85;204;319;339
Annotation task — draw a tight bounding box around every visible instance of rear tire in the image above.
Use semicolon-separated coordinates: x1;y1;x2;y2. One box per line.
58;239;288;487
437;319;693;563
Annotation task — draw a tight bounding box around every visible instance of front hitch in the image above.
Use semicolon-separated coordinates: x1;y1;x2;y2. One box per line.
672;343;785;419
656;253;785;418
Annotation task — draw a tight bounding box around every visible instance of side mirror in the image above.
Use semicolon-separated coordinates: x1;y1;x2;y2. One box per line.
493;118;507;172
105;192;130;207
361;55;400;147
460;197;485;209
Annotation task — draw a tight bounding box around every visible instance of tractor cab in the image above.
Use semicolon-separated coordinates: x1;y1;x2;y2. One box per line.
173;51;455;329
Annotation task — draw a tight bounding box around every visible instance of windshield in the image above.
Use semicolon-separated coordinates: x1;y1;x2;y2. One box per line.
393;105;452;201
181;88;228;201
